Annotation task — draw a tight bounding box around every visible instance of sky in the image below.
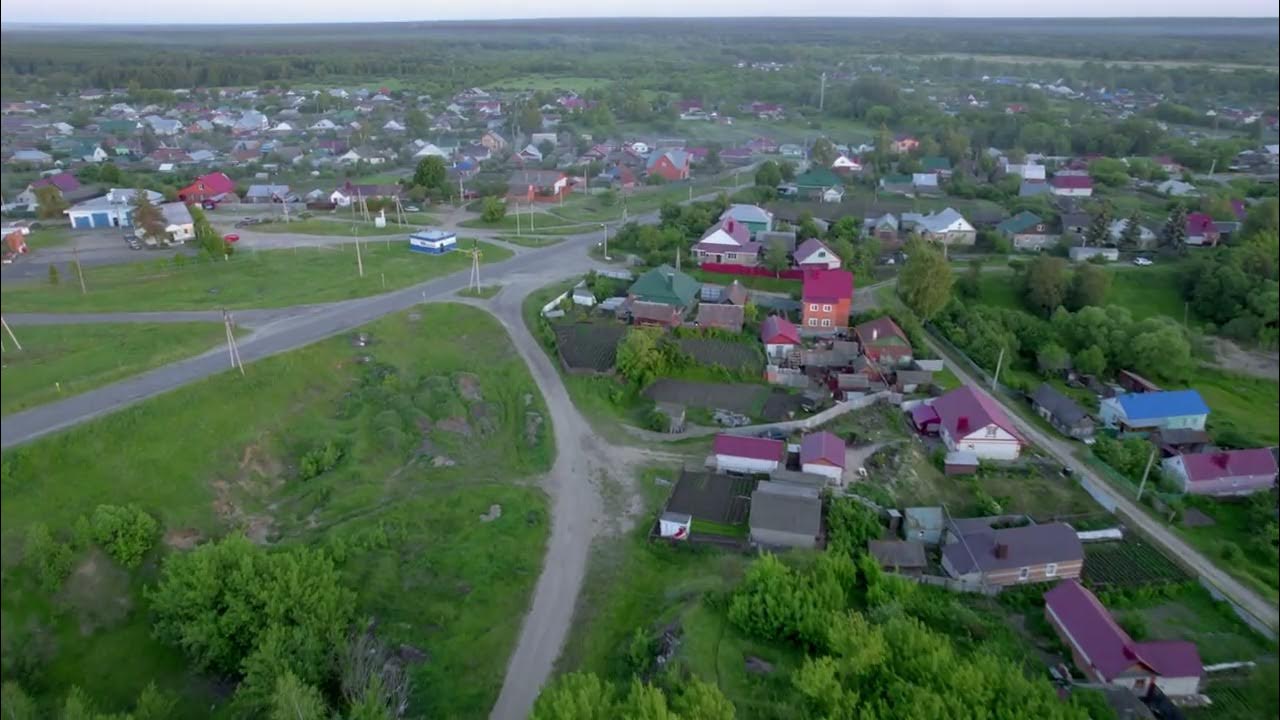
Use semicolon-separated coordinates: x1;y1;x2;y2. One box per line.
2;2;1277;24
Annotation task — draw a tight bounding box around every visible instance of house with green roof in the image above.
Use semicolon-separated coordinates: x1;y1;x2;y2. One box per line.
995;211;1059;251
628;264;700;308
794;168;842;192
879;174;914;195
921;156;953;178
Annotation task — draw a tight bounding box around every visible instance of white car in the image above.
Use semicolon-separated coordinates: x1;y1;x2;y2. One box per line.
1132;257;1154;266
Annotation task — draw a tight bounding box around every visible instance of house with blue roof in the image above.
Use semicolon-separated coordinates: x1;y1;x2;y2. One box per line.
1099;390;1209;432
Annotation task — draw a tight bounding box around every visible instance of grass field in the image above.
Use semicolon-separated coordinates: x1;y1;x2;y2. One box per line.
1176;497;1280;600
496;234;566;247
1115;584;1277;665
458;213;586;234
457;284;503;299
252;218;408;236
1190;365;1280;446
0;304;553;717
0;240;511;312
23;227;72;250
973;264;1184;321
0;323;230;416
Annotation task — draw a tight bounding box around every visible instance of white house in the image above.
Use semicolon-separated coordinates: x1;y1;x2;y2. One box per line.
821;186;845;203
1004;163;1046;181
832;155;862;172
760;316;801;362
926;386;1022;460
793;238;842;270
270;122;295;134
65;188;164;229
309;119;337;131
1099;390;1209;432
901;207;976;245
1107;218;1157;247
412;143;448;159
1157;179;1198;197
713;434;784;475
144;201;195;244
383;120;406;132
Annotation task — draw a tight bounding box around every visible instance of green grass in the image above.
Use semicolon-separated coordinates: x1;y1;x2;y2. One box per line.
933;365;962;390
975;264;1186;321
252;218;408;236
24;227;72;250
458;214;584;234
1124;584;1277;665
1188;365;1279;447
693;519;749;539
457;284;503;299
1176;498;1280;600
0;304;554;716
490;75;612;92
496;234;566;247
0;323;230;416
685;267;799;294
0;240;512;312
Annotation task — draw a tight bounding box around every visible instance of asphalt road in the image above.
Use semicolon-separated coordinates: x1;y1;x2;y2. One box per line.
921;334;1279;634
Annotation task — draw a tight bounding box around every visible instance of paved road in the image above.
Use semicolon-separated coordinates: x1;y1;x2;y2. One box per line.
922;334;1279;633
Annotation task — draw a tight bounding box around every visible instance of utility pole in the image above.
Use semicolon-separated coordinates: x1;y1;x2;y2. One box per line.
819;71;827;112
0;315;22;351
223;310;244;375
516;203;521;236
72;246;87;295
991;346;1005;390
529;203;535;232
355;237;364;277
468;244;482;292
601;223;610;260
1135;448;1158;501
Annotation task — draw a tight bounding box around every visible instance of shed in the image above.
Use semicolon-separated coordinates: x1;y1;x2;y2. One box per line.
713;434;785;475
749;482;821;549
868;540;928;576
799;431;846;482
944;450;980;476
903;506;945;545
658;512;692;540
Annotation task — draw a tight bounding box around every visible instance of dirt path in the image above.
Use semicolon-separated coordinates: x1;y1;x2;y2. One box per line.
1205;337;1279;380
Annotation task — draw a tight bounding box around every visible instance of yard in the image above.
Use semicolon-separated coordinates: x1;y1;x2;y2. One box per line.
685;267;801;294
0;323;231;415
0;304;554;717
251;217;412;236
553;321;626;372
0;240;511;312
1175;494;1280;601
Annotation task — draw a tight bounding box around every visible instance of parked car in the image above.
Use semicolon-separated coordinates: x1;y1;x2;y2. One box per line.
1132;257;1153;266
759;429;787;441
224;234;240;243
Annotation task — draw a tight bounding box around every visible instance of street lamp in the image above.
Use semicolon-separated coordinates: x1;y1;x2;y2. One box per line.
601;223;611;261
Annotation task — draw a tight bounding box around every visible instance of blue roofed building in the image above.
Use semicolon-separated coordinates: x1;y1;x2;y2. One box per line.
1099;390;1209;432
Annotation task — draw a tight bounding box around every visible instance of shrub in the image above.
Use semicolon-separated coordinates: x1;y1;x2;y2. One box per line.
1118;612;1149;640
299;440;344;480
1219;541;1244;563
90;504;158;568
24;523;73;592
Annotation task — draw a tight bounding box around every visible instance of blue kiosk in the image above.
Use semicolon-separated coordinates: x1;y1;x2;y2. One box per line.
408;229;457;255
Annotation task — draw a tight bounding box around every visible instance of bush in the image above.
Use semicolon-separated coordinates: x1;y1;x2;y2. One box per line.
1219;540;1244;563
90;504;158;568
1117;612;1149;640
299;440;344;480
24;523;74;592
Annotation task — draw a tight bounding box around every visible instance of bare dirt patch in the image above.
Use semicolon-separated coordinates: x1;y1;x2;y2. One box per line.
210;438;285;542
454;372;484;401
60;549;132;635
524;411;544;446
437;417;474;436
1207;337;1279;380
163;528;203;550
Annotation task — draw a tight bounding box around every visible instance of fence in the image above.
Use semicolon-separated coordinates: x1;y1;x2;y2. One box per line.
764;365;808;388
910;573;1002;596
698;263;804;281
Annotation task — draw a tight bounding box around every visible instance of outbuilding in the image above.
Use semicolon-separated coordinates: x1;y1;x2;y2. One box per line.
799;431;846;482
408;229;457;254
713;434;785;475
749;481;821;549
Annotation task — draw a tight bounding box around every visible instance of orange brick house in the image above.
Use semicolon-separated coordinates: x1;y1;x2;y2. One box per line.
801;269;853;333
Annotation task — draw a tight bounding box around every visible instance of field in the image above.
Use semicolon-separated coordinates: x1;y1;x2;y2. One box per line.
0;323;230;415
496;234;566;247
0;240;511;312
0;304;554;717
676;337;763;373
489;75;612;92
1081;537;1189;588
1109;583;1277;666
457;284;503;299
1176;496;1280;600
1191;365;1280;447
251;217;413;236
458;212;587;234
973;264;1184;321
553;321;625;372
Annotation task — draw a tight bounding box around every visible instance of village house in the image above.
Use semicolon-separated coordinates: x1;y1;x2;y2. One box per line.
177;172;236;204
942;520;1083;586
801;269;854;333
719;204;772;234
900;208;976;246
749;481;821;549
694;303;745;333
714;434;785;475
243;184;294;204
868;540;928;576
1004;162;1047;181
16;172;82;209
1031;384;1095;440
1045;580;1202;698
1161;448;1278;497
330;181;402;207
1107;218;1157;247
1050;174;1094;197
65;188;164;229
147;201;195;244
996;211;1059;251
760;315;801;362
691;219;760;266
626;264;699;322
646;150;691;182
831;155;862;174
913;386;1022;460
793;238;842;270
852;316;913;366
865;213;899;243
1185;212;1221;246
1099;390;1209;432
892;134;920;153
799;431;846;482
506;170;569;203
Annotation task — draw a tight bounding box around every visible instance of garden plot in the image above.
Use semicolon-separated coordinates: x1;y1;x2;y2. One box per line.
1082;536;1189;589
665;470;756;526
676;338;763;374
552;321;625;372
640;379;807;421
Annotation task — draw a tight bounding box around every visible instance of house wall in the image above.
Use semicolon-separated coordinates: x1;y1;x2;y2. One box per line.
1013;233;1059;251
750;526;817;549
764;342;796;361
802;297;851;332
715;455;779;475
1153;675;1201;698
941;424;1021;460
1163;457;1276;496
982;559;1082;586
1052;187;1093;198
1101;400;1207;432
801;462;843;481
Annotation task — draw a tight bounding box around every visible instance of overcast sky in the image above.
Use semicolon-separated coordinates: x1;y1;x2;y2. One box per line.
3;2;1277;24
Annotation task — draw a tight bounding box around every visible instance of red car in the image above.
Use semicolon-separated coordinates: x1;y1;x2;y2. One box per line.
223;234;239;243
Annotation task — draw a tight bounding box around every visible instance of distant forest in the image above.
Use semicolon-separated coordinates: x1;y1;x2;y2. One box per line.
1;18;1277;95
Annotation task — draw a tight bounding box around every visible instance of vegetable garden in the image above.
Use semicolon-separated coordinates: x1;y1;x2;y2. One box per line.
1082;537;1189;588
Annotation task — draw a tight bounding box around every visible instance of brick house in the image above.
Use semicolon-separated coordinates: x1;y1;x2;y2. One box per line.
800;269;853;333
942;520;1083;586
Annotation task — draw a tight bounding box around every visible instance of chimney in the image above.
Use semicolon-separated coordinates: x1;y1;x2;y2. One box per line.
666;272;675;289
871;328;879;341
1212;452;1231;469
994;543;1009;559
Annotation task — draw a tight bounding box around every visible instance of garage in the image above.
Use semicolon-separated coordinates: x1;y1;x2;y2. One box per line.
91;212;111;228
72;214;92;229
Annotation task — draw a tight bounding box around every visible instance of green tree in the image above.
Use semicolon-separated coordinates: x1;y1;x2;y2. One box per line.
404;108;428;138
33;185;70;220
48;264;60;286
0;682;37;720
269;672;330;720
956;258;982;298
762;240;790;276
134;683;177;720
59;687;98;720
1084;205;1113;247
130;188;166;244
796;213;821;241
412;156;447;191
615;327;667;386
1088;158;1129;187
810;137;838;167
99;163;122;184
1118;212;1143;249
1068;263;1112;310
670;679;734;720
1075;344;1108;376
481;196;506;223
518;104;543;135
530;672;617;720
24;522;73;593
1242;197;1278;237
897;239;953;320
826;498;881;557
1023;255;1070;315
599;188;618;207
148;534;355;683
1037;342;1070;376
754;160;782;188
1162;205;1188;253
89;504;158;568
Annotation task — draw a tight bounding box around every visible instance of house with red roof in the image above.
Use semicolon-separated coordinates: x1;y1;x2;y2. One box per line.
760;315;801;361
17;172;83;208
713;434;785;475
800;432;846;482
1185;211;1220;246
793;238;842;270
801;269;853;333
852;316;912;366
929;386;1023;460
1050;174;1094;197
1161;448;1278;497
178;172;237;203
892;135;920;154
1045;580;1202;698
692;219;761;266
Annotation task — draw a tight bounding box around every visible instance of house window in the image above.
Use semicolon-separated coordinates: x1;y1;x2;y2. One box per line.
807;318;818;327
985;426;997;438
725;253;736;260
821;319;832;327
822;304;832;312
1018;567;1030;581
1045;563;1058;577
809;304;819;312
